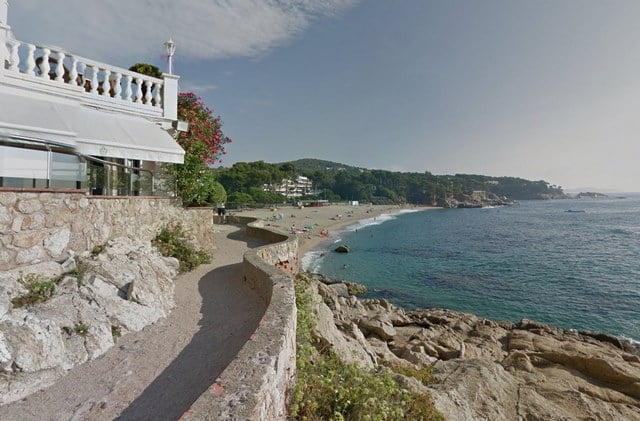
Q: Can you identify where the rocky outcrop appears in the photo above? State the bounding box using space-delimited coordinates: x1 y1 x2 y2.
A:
0 237 178 405
439 191 515 209
306 273 640 421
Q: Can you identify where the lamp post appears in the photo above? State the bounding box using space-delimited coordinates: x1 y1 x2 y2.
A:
164 38 176 75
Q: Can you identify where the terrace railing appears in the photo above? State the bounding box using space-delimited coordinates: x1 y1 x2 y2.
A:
1 37 178 120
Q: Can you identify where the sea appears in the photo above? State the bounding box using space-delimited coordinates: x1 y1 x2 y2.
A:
303 196 640 343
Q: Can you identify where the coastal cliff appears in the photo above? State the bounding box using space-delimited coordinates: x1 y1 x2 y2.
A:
302 272 640 420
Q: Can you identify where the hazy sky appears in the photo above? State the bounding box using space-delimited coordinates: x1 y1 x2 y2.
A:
9 1 640 191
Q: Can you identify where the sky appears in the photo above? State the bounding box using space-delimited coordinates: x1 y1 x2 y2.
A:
8 0 640 191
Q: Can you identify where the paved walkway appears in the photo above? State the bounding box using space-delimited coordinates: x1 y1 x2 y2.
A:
0 225 267 421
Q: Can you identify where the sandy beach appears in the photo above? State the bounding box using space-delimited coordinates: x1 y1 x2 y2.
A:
236 203 439 257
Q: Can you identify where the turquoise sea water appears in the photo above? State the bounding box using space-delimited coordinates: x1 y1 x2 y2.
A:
304 197 640 342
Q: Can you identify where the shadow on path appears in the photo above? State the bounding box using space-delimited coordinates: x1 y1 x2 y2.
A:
117 231 268 420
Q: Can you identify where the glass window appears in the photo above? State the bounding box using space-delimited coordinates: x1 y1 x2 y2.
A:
50 152 86 189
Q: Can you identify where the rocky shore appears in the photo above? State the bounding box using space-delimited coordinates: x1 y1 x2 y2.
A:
306 273 640 420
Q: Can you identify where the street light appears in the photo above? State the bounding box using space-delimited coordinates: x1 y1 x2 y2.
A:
164 37 176 74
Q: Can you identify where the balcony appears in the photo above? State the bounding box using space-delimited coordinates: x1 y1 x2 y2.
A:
2 38 177 120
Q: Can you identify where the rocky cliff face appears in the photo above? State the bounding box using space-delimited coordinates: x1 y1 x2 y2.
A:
0 237 179 405
307 274 640 420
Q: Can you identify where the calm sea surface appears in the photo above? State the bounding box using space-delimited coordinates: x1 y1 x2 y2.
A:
304 196 640 342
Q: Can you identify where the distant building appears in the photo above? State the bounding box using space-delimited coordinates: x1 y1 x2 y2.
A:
265 175 314 199
486 180 499 185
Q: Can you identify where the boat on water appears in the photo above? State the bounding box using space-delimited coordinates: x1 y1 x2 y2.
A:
565 209 586 213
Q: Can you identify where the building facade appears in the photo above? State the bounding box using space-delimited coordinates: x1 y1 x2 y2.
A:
0 1 184 196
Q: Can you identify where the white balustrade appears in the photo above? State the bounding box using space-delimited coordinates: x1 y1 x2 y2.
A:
7 39 19 71
134 77 143 104
24 43 36 76
54 51 65 82
39 48 50 78
102 68 111 97
124 75 133 101
113 72 122 99
89 65 98 94
69 56 78 86
2 38 166 113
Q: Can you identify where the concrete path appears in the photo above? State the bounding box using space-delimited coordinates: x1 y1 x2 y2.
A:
0 225 267 421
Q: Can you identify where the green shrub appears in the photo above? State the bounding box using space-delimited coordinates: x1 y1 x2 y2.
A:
290 273 445 421
153 223 211 272
11 274 56 308
90 244 106 257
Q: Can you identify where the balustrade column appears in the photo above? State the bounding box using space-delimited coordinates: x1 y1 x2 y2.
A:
113 72 122 99
69 56 78 85
24 43 35 76
102 69 111 96
144 80 152 104
55 51 65 82
7 39 19 71
153 82 162 107
134 77 143 104
39 48 50 78
124 75 133 101
89 65 98 94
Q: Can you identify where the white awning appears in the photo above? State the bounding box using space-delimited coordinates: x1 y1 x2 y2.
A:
72 108 185 164
0 92 78 147
0 91 184 164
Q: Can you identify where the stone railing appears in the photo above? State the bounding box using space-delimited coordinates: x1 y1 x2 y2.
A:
183 216 298 421
1 38 178 119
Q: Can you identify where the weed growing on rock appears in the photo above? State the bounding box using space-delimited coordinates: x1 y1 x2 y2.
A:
74 322 89 336
68 256 92 285
90 244 106 257
111 325 122 340
384 362 434 387
11 273 56 308
346 282 367 296
153 223 211 272
290 273 445 421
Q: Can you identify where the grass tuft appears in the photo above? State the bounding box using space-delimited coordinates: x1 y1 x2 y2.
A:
11 273 56 308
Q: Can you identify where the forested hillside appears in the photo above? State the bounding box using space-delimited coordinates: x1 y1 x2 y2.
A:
215 159 565 207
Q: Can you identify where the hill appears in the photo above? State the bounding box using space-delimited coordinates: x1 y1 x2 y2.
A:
280 158 566 203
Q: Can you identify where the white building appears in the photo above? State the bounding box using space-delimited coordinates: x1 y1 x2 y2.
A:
0 1 184 196
268 175 314 199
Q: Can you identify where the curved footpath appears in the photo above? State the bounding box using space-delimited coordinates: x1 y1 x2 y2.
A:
0 224 267 421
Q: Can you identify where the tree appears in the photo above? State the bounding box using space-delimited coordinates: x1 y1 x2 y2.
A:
128 63 163 79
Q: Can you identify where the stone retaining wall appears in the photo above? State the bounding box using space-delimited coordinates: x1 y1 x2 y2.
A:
183 216 298 420
0 191 214 271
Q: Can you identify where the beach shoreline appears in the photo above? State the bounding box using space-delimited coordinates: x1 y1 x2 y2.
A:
236 203 440 261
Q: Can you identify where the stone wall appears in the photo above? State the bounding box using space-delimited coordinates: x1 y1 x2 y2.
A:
0 191 214 271
183 216 298 421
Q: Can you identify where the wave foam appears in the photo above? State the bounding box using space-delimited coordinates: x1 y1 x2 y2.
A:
301 250 327 272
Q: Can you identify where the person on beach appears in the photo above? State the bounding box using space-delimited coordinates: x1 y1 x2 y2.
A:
216 202 226 223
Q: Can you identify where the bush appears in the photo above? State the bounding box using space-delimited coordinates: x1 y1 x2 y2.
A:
11 273 57 308
290 273 445 421
153 223 211 272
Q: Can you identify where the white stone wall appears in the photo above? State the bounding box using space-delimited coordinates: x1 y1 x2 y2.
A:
0 191 214 271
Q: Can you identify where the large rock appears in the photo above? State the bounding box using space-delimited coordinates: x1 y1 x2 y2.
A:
0 236 178 405
302 274 640 421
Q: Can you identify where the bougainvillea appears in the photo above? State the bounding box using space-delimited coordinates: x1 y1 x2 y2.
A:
176 92 231 165
171 92 231 206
